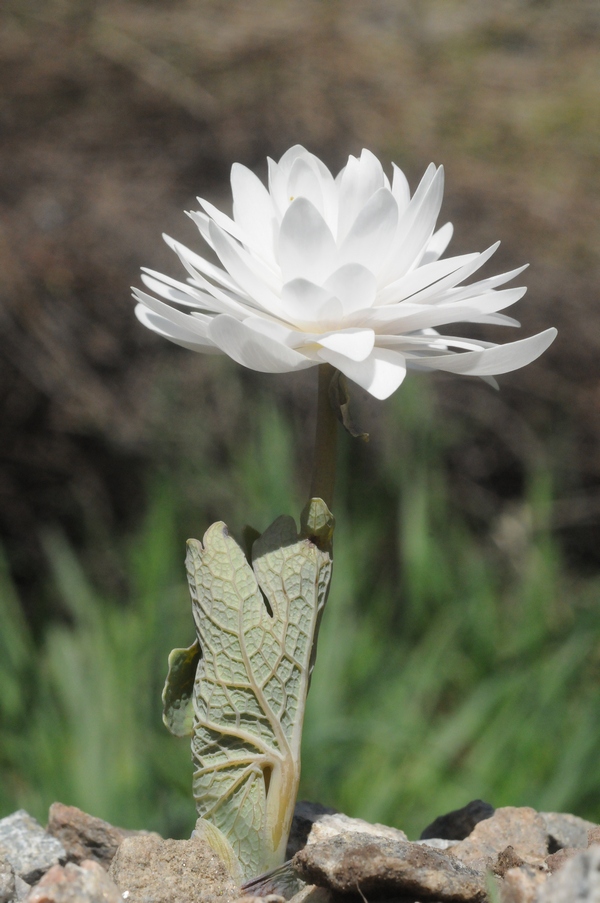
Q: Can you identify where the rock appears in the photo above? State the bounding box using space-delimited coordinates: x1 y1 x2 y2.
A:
494 846 527 877
540 811 596 852
499 864 548 903
46 803 155 868
286 802 338 859
293 832 487 902
546 847 580 873
14 878 31 902
420 799 495 841
0 857 15 903
449 807 548 869
589 827 600 847
235 896 286 903
109 833 239 903
0 812 66 884
26 860 122 903
537 845 600 901
306 813 408 847
287 887 332 903
414 837 460 850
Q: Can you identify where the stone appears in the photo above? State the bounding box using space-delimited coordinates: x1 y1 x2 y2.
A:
537 845 600 902
589 827 600 847
540 811 596 852
499 864 548 903
293 832 487 902
415 837 460 850
449 807 548 869
306 813 408 847
546 847 579 873
286 802 338 859
27 860 122 903
109 833 239 903
0 812 66 884
287 888 332 903
235 896 285 903
0 857 15 903
420 799 495 841
494 845 527 877
14 878 31 902
46 803 155 868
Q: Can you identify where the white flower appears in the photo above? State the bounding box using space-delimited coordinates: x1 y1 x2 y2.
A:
133 146 556 400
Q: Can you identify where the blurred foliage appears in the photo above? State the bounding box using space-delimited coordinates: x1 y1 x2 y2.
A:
2 382 600 838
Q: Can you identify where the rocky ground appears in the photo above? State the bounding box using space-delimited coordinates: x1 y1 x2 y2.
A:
1 799 599 903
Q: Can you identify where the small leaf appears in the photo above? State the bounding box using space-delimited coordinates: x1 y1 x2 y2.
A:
328 369 369 441
162 640 201 737
186 516 333 881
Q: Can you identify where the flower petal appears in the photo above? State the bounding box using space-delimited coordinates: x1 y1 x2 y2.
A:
377 252 480 305
277 198 338 283
338 188 399 274
414 328 557 376
207 314 313 373
134 304 220 353
391 163 410 213
317 328 375 362
209 222 284 315
280 279 336 324
317 346 407 399
324 264 377 315
230 163 277 264
421 222 454 265
337 149 387 242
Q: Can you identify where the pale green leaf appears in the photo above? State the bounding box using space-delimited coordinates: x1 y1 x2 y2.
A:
186 508 333 881
162 640 201 737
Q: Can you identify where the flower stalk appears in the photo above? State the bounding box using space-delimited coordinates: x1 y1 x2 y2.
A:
309 364 338 510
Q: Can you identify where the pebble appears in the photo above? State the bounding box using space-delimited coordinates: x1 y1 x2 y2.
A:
46 803 156 869
537 844 600 902
27 860 121 903
0 812 66 884
0 857 15 903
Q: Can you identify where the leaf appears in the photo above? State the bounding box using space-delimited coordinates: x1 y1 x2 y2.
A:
185 508 333 881
162 640 202 737
328 369 369 441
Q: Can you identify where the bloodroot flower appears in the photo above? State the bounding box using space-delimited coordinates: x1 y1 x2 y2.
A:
134 146 556 399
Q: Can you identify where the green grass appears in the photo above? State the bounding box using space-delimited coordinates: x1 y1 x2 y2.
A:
1 380 600 839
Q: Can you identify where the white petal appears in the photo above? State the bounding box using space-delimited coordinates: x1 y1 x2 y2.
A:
338 188 399 274
337 149 386 242
198 198 244 243
163 232 246 295
134 304 220 353
444 264 529 302
230 163 277 264
381 166 445 284
280 279 337 324
207 314 313 373
421 222 454 265
324 264 377 315
377 252 480 305
277 198 338 283
414 328 557 376
209 222 284 316
140 271 212 309
132 287 213 338
403 243 501 306
287 157 326 215
317 328 375 362
391 163 410 213
317 346 407 399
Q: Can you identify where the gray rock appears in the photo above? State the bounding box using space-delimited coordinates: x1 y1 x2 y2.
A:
449 807 548 868
414 837 460 850
14 877 30 902
499 863 548 903
0 857 15 903
287 887 332 903
293 832 487 902
286 802 338 859
420 799 495 841
306 813 408 847
46 802 157 868
26 860 122 903
0 812 66 884
540 811 597 852
109 833 239 903
537 845 600 902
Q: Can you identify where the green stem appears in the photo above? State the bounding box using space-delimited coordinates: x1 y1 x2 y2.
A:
309 364 338 509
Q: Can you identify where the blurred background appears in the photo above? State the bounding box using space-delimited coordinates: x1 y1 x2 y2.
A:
1 0 600 840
